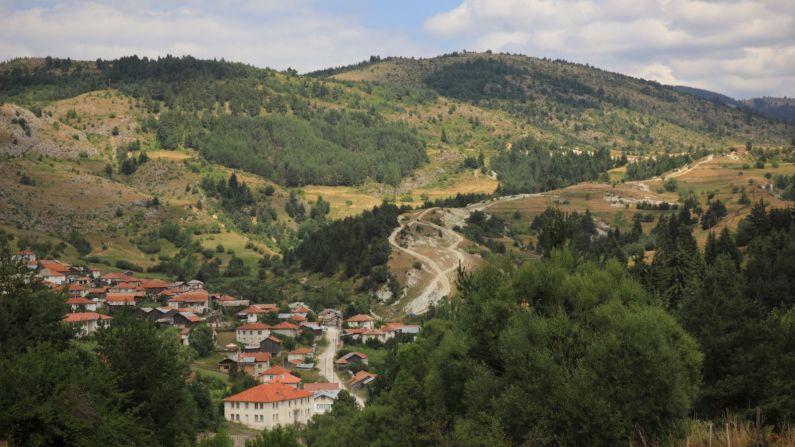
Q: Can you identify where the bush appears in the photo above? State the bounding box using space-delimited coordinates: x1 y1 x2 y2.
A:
115 260 143 272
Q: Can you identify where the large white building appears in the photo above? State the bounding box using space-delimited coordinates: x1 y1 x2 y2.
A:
235 322 271 346
223 383 313 430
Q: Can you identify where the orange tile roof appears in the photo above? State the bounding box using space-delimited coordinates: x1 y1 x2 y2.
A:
240 352 272 363
271 321 299 330
303 382 340 392
289 347 313 355
106 293 137 303
261 365 291 376
223 383 311 403
65 297 94 305
140 279 169 289
349 371 377 387
237 322 271 331
344 328 367 335
40 260 71 273
346 314 375 322
179 312 203 323
289 314 307 322
266 373 302 385
67 284 86 291
293 306 311 313
64 312 112 323
168 290 209 303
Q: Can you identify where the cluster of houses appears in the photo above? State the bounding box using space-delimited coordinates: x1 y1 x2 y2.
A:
342 314 420 344
17 252 246 342
19 251 424 431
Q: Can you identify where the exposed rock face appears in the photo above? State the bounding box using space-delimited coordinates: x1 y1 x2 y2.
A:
0 104 97 159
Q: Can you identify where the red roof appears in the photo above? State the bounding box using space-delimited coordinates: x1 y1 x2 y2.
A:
168 290 209 303
223 383 311 403
289 347 313 355
67 284 86 291
266 373 302 385
40 260 70 274
113 282 139 289
293 306 311 313
346 314 375 322
303 382 340 392
140 279 169 289
349 371 377 387
216 294 238 302
271 321 299 330
179 312 203 323
344 328 367 335
64 312 112 323
240 352 271 363
241 304 277 314
237 322 271 331
266 335 282 343
363 329 385 336
106 293 137 303
289 314 307 322
262 365 292 376
66 297 94 305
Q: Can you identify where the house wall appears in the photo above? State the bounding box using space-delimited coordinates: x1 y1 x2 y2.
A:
236 328 271 345
313 394 336 415
271 329 297 338
224 397 313 430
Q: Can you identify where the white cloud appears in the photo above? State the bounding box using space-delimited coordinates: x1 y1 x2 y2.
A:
424 0 795 97
0 1 428 73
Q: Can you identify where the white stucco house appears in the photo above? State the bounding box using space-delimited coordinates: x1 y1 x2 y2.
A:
223 383 313 429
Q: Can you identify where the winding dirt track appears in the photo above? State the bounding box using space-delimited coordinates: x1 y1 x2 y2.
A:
389 193 541 315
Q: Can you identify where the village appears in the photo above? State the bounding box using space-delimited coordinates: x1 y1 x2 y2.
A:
15 249 421 432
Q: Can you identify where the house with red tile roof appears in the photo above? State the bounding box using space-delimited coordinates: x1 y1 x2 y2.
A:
105 293 139 308
334 352 369 370
173 312 204 327
140 279 170 296
223 383 313 429
287 347 314 363
64 312 112 337
349 370 377 389
102 272 139 285
345 314 376 329
213 294 250 308
266 372 303 387
236 322 272 346
167 289 209 313
218 352 272 376
270 321 300 338
238 303 279 323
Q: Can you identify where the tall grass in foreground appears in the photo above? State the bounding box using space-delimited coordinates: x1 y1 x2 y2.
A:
632 413 795 447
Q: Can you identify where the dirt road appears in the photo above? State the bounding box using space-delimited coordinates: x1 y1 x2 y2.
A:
389 194 540 315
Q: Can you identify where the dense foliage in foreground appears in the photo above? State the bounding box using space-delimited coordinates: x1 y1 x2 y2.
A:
0 242 216 446
304 252 702 446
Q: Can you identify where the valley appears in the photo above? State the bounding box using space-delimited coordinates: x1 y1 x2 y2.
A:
1 51 795 447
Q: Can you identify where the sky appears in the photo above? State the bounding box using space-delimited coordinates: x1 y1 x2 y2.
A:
1 0 793 99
